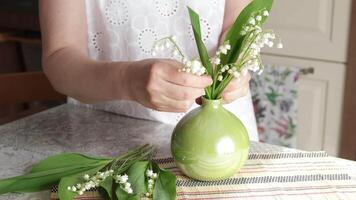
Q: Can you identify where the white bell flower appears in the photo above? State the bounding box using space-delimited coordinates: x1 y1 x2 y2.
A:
256 15 262 21
263 10 269 16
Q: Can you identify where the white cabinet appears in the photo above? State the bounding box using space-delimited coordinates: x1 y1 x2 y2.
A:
261 55 346 156
260 0 351 156
264 0 351 62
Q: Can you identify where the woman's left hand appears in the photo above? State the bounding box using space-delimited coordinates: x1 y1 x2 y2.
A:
221 73 251 104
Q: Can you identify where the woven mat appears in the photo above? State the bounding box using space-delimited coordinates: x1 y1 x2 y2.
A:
51 151 356 200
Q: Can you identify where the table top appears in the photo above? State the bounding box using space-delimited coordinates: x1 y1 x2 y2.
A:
0 104 355 200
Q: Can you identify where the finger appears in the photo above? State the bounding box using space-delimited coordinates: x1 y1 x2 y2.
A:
222 84 250 104
224 73 251 93
159 61 213 88
167 72 212 89
160 59 183 68
158 78 205 101
154 94 194 113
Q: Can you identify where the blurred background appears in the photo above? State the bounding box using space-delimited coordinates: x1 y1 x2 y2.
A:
0 0 355 160
0 0 65 125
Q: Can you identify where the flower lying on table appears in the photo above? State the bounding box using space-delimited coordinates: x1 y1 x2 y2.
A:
0 144 176 200
152 0 281 100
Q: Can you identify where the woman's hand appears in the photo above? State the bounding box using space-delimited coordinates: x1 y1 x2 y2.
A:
213 0 252 104
124 59 212 112
221 73 251 104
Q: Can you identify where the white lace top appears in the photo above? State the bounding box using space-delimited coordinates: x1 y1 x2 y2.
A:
69 0 259 141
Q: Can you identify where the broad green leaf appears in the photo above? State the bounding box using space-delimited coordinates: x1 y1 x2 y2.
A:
152 162 176 200
0 179 17 195
187 7 213 76
222 0 274 64
127 161 149 195
58 165 104 200
0 165 98 195
115 186 138 200
20 164 101 179
31 153 112 173
99 176 114 200
114 161 149 200
98 188 113 200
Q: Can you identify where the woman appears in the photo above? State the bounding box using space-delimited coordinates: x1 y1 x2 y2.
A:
39 0 258 141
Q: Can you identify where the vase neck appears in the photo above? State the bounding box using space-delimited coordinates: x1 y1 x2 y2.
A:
202 98 222 109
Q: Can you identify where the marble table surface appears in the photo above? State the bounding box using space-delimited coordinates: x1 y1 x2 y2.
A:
0 104 354 199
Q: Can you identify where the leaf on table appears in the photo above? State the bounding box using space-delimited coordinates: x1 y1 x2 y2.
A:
58 165 105 200
31 153 112 173
0 165 98 195
0 179 16 195
127 161 149 195
221 0 274 64
99 176 114 200
25 163 107 178
152 162 176 200
113 161 149 200
187 6 213 76
115 185 138 200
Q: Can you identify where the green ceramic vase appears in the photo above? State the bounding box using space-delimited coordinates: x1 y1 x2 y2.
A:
171 98 250 181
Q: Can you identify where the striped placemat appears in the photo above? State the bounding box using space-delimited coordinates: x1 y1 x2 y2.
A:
51 151 356 199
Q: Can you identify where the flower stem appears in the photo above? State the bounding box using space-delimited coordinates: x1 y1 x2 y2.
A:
108 144 155 172
168 37 186 59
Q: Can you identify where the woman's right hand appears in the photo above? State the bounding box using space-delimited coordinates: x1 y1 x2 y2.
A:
123 59 212 113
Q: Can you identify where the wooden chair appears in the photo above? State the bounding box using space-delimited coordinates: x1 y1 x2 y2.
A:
0 71 66 124
0 32 41 44
0 32 66 124
0 71 65 104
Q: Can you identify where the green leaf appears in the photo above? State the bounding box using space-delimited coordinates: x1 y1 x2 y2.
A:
187 6 213 76
31 153 112 173
100 176 114 200
221 0 274 64
113 161 149 200
0 165 98 195
58 165 105 200
152 162 176 200
127 161 149 195
21 164 102 179
115 186 128 199
115 186 138 200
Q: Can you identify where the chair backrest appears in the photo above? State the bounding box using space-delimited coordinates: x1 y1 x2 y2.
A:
0 71 65 104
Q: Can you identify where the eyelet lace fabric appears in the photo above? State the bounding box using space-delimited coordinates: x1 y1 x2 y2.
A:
68 0 258 141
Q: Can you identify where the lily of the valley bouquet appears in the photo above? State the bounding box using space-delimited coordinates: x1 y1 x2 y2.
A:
0 0 279 199
153 0 281 100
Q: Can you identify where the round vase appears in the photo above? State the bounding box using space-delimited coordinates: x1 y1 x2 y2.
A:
171 98 250 181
